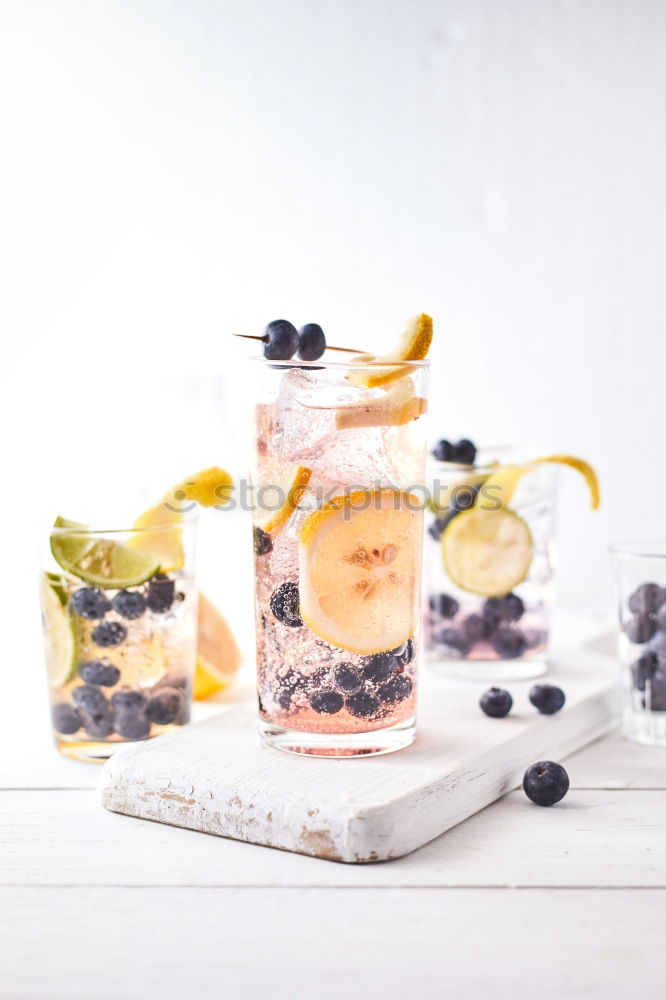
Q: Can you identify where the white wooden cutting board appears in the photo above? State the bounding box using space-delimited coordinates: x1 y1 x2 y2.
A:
99 632 620 863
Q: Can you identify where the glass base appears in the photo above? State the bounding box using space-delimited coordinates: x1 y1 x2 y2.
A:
427 655 549 682
56 738 147 762
623 707 666 748
258 716 416 758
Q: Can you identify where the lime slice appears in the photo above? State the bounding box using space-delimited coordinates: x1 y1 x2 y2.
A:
45 571 68 606
441 507 533 597
50 529 159 588
40 575 77 686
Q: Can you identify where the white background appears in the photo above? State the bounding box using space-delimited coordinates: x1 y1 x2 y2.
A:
2 0 666 668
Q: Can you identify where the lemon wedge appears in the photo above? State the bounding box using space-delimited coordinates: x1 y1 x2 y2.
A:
441 507 533 597
480 455 600 512
165 466 234 509
347 313 433 388
255 465 312 534
335 376 427 430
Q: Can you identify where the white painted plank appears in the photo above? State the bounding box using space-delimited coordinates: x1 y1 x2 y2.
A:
99 642 620 861
566 730 666 788
2 886 664 1000
4 787 663 888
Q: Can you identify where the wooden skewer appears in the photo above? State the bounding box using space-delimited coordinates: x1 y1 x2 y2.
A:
233 333 365 354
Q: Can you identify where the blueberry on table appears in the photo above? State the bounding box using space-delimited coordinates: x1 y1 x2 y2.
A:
297 323 326 361
111 590 147 620
491 627 527 659
146 687 184 725
346 689 381 718
51 703 82 735
146 574 176 613
70 588 111 620
429 593 460 619
625 614 657 644
92 620 127 648
438 628 472 656
111 689 148 713
452 439 477 465
432 439 455 461
523 761 570 806
115 712 150 740
253 527 273 556
263 319 299 361
270 582 303 627
362 652 397 683
78 660 121 687
479 687 513 718
529 684 566 715
628 582 665 615
378 674 413 705
310 689 344 714
333 664 363 694
631 652 659 691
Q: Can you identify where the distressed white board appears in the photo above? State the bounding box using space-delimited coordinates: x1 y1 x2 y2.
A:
99 638 620 863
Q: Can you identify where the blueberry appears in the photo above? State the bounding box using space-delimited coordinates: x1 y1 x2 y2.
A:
491 627 527 659
656 604 666 632
428 593 460 619
346 689 381 718
483 593 524 624
427 517 450 541
453 439 477 465
432 439 455 461
393 638 415 668
333 664 363 694
625 614 657 644
111 590 147 620
253 526 272 556
84 712 115 739
462 614 490 643
111 689 148 713
270 582 303 627
146 687 184 725
631 652 659 691
529 684 566 715
263 319 299 361
644 677 666 711
647 630 666 660
78 660 121 687
523 761 570 806
438 628 472 656
378 674 413 704
297 323 326 361
70 588 111 620
146 574 176 613
628 582 665 615
310 689 344 714
362 652 397 683
277 689 292 710
51 703 82 734
72 685 108 716
479 687 513 718
92 620 127 648
115 712 150 740
450 482 481 513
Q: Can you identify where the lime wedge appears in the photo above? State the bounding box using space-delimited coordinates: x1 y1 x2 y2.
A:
40 575 77 686
50 527 159 588
441 507 533 597
479 455 600 511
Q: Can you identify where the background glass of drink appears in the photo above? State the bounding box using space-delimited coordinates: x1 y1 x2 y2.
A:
611 542 666 747
251 358 429 756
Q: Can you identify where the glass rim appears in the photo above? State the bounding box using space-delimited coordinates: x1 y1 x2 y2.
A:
609 540 666 559
50 515 198 537
248 355 430 372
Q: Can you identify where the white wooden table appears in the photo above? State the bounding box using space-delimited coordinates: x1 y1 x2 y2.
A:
3 621 665 999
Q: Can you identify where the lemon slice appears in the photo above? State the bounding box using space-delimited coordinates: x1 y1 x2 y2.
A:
130 504 185 573
255 465 312 533
480 455 600 512
441 507 533 597
40 575 77 687
299 489 422 654
51 524 159 588
193 592 242 699
347 313 433 388
335 376 427 430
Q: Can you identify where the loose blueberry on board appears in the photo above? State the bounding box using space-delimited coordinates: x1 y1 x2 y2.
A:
333 663 364 694
253 527 273 556
529 684 566 715
346 689 381 718
432 439 455 462
263 319 299 361
70 588 111 620
111 590 147 620
429 593 460 619
454 439 477 465
438 627 472 656
297 323 326 361
631 652 659 691
51 703 82 735
115 712 151 740
310 690 344 714
92 620 127 648
625 614 657 644
146 687 184 725
146 574 176 614
479 687 513 718
270 582 303 627
483 593 525 624
523 761 570 806
111 689 148 713
628 582 665 615
394 637 414 668
378 674 413 704
362 652 397 683
78 660 121 687
491 627 527 659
